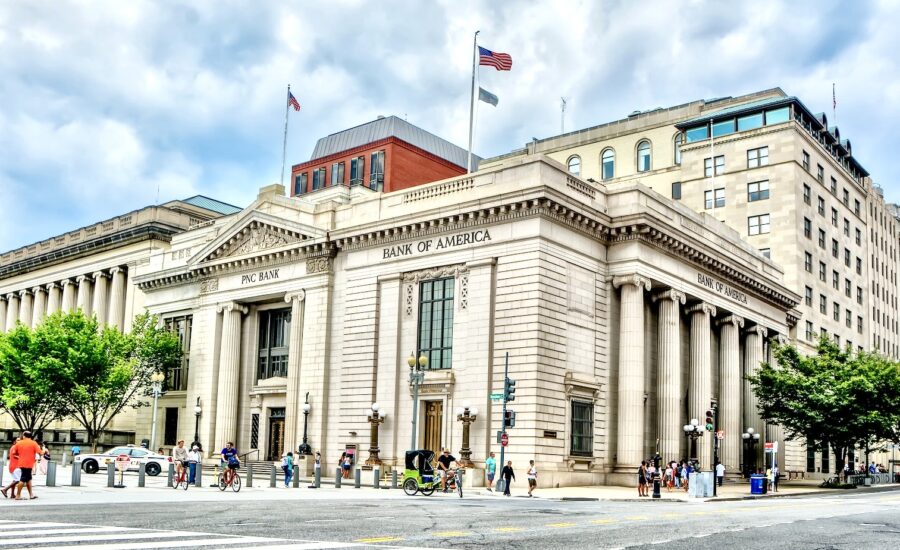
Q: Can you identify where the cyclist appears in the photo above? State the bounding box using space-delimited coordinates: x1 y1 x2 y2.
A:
220 442 240 482
437 449 459 493
172 440 188 480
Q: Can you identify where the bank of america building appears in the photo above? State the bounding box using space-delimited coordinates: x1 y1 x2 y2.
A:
1 88 895 484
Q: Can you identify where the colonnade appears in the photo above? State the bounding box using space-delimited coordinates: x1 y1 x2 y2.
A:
0 266 127 332
613 274 777 474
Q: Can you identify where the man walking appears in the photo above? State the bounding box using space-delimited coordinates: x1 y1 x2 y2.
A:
11 431 41 500
715 461 725 487
527 460 537 497
501 460 515 497
485 452 496 492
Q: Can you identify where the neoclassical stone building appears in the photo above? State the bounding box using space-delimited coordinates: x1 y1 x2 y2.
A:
133 155 798 486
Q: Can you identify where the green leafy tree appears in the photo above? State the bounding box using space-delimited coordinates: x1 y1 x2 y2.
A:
0 324 69 431
748 337 900 475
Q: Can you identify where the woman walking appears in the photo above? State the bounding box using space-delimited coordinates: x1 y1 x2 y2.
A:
638 461 648 497
526 460 537 497
38 443 50 475
282 452 294 487
501 461 515 497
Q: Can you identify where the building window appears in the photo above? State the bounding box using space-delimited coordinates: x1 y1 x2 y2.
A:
671 182 681 200
831 239 839 258
843 218 850 237
817 164 824 183
857 286 863 305
369 150 385 189
855 228 861 245
817 196 825 216
760 248 771 259
747 147 769 168
294 172 308 195
845 279 851 298
846 309 853 328
312 167 326 190
842 188 849 207
257 309 291 381
704 155 724 177
802 150 810 171
674 134 683 165
822 447 830 473
331 162 345 186
570 400 593 457
806 441 816 473
350 156 365 185
830 177 837 194
832 270 839 290
819 294 827 314
748 181 770 202
805 321 814 341
804 252 812 272
818 229 826 249
803 218 812 239
803 183 811 205
418 278 455 370
601 148 615 180
804 286 813 307
163 315 192 392
704 188 725 209
831 208 838 227
833 302 840 322
818 261 826 282
844 248 851 267
854 199 861 216
737 112 763 131
567 155 581 176
712 119 735 137
856 257 862 275
636 140 651 172
686 125 709 142
748 214 770 235
858 316 864 334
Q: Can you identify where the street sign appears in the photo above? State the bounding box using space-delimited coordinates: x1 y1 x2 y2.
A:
716 430 725 440
115 454 130 472
500 433 509 447
764 442 778 453
490 392 503 402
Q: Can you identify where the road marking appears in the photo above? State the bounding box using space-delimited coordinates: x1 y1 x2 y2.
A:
651 540 671 545
661 513 679 519
591 519 618 525
21 536 281 550
433 531 471 537
356 536 404 543
494 527 523 532
690 511 710 516
546 522 577 528
692 534 711 538
624 516 648 521
0 531 202 545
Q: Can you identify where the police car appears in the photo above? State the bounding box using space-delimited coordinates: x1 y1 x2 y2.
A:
73 445 172 476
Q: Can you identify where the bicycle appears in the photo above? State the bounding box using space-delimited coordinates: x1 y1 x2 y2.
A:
218 465 242 492
173 463 189 491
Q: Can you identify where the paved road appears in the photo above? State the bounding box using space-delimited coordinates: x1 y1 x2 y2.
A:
3 488 899 549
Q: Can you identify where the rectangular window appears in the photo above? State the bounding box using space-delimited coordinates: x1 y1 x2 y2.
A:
704 155 725 177
844 248 851 267
818 229 826 248
843 219 850 237
856 257 862 275
803 183 811 205
846 308 853 329
737 113 763 131
671 182 681 200
803 218 812 238
805 321 814 340
807 442 816 473
831 239 839 258
163 315 192 392
804 252 812 272
817 196 825 216
418 278 455 370
765 107 790 125
854 199 861 216
760 248 771 259
833 302 840 322
830 177 837 194
748 180 770 202
858 316 864 334
804 286 813 307
831 208 838 227
369 150 385 189
294 172 308 195
250 413 259 449
331 162 345 186
819 261 826 282
312 167 326 190
819 294 827 314
832 270 839 290
257 309 291 381
570 401 594 456
748 214 770 235
802 150 810 171
822 447 830 474
817 164 824 183
686 125 709 143
350 156 365 185
845 279 851 298
704 188 725 209
163 407 178 446
857 286 863 305
712 119 735 137
747 147 769 168
842 188 849 206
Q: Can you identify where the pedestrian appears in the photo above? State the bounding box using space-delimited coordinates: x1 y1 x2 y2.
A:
501 460 515 497
527 460 537 497
674 461 682 489
842 462 850 482
172 440 188 481
341 453 352 479
638 461 648 497
282 452 294 487
869 462 876 474
157 447 164 455
187 445 201 485
1 436 22 499
682 461 692 492
765 466 773 492
715 461 725 487
39 443 50 475
308 451 321 488
71 444 81 457
664 463 674 491
485 452 496 492
10 430 42 500
772 463 779 492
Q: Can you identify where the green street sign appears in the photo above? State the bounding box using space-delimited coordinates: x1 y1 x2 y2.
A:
490 392 503 401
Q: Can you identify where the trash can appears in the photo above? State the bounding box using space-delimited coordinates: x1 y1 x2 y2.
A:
750 474 767 495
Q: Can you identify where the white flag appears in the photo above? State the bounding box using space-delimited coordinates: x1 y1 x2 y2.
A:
478 87 499 107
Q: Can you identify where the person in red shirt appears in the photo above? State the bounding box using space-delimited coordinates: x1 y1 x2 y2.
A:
11 431 42 500
1 436 22 498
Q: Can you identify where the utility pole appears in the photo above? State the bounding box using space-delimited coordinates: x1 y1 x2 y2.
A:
497 352 515 492
560 97 567 134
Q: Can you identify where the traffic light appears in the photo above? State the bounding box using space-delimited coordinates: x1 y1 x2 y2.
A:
705 409 715 431
504 410 517 428
504 377 517 402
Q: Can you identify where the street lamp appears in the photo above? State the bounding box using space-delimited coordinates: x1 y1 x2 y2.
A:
298 392 312 455
742 427 761 477
683 418 703 464
149 371 165 450
407 351 428 449
365 403 387 465
456 402 479 468
192 397 202 449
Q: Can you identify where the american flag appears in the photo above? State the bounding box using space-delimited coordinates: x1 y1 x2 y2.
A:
288 91 301 112
479 46 513 71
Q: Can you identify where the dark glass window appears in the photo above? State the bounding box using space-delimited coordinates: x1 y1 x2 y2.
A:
294 172 308 195
671 182 681 200
257 309 291 380
737 113 763 131
804 286 812 306
637 140 651 172
802 150 810 171
312 168 326 190
748 181 769 202
369 150 385 189
817 164 824 183
822 446 830 473
331 162 345 186
350 156 365 185
601 149 615 180
803 218 812 238
803 184 811 205
764 107 790 125
685 125 709 143
163 407 178 446
570 401 593 456
418 278 455 370
163 315 192 392
806 441 816 473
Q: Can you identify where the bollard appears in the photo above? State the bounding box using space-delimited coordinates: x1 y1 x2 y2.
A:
107 465 115 488
138 463 146 487
196 462 203 487
246 464 253 488
0 458 5 485
314 465 321 488
270 464 277 488
335 468 342 488
167 463 175 488
71 463 81 487
374 468 380 489
391 469 398 489
354 468 361 488
61 452 68 468
46 461 57 487
293 465 300 488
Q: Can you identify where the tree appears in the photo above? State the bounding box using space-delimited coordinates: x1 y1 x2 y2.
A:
0 324 69 432
748 337 900 475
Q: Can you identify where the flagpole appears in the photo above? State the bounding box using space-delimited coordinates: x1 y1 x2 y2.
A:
467 30 480 174
281 84 291 186
832 82 837 127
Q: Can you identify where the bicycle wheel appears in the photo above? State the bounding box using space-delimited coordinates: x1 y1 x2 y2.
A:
231 473 242 492
181 475 189 490
420 484 435 496
457 478 463 499
218 474 227 491
403 478 419 496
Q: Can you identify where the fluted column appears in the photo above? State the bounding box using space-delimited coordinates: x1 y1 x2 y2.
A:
653 289 686 462
717 314 744 474
283 290 307 454
613 273 651 471
5 293 20 330
214 302 248 447
75 275 93 317
108 267 126 330
0 297 7 332
767 334 786 470
60 279 76 313
91 271 110 326
687 302 716 469
46 283 62 315
31 286 47 327
17 290 33 328
743 325 767 435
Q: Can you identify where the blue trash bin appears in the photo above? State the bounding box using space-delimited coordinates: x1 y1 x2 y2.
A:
750 474 767 495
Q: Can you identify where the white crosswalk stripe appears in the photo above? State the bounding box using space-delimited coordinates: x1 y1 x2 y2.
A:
0 520 366 549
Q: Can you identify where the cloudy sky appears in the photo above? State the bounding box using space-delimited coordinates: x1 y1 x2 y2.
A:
1 0 898 252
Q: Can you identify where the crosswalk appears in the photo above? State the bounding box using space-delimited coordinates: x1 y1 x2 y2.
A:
0 520 386 549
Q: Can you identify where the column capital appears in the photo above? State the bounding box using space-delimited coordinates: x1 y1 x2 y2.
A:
18 289 31 298
5 293 18 301
284 290 306 304
686 302 716 317
92 271 109 281
716 314 745 329
46 282 58 291
744 324 768 338
109 266 125 276
76 274 91 284
769 333 789 346
652 288 686 305
60 278 75 287
217 302 249 315
31 286 45 295
612 273 651 291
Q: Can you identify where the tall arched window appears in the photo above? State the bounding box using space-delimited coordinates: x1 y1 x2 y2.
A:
674 134 683 165
637 140 651 172
567 155 581 176
601 148 615 180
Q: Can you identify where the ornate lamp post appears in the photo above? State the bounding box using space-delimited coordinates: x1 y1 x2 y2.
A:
455 402 479 468
298 392 313 455
149 372 165 450
742 427 760 477
365 403 387 465
407 351 428 449
192 397 202 448
683 418 703 464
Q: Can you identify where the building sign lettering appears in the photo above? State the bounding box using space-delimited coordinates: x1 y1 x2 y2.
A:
241 268 280 285
382 229 492 260
697 273 748 304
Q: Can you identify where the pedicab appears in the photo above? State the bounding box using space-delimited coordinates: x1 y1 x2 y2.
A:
402 449 437 496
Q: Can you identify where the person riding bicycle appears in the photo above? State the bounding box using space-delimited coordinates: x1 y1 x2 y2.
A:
220 442 240 476
172 440 188 479
437 449 459 493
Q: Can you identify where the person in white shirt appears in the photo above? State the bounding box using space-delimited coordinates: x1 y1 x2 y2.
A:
187 445 202 485
715 462 726 487
527 460 537 497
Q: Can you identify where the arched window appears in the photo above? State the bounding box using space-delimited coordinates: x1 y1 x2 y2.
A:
637 140 651 172
674 134 683 165
567 155 581 176
601 148 615 180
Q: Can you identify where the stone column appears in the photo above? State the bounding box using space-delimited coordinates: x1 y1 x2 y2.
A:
687 302 716 470
744 325 767 471
283 290 306 454
717 314 744 474
5 293 20 330
60 279 76 313
75 275 93 317
91 271 110 326
46 283 62 315
108 267 126 330
613 273 651 471
214 302 247 447
767 334 787 471
653 289 686 462
17 290 33 329
0 296 7 332
31 286 47 327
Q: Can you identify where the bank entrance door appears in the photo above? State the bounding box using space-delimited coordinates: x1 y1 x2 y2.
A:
423 400 443 461
267 407 285 461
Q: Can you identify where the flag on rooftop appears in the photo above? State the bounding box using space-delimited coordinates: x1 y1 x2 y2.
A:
478 46 513 71
478 87 499 107
288 91 301 111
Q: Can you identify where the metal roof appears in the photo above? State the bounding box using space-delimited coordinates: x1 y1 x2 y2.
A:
310 116 477 169
179 195 242 215
676 96 794 127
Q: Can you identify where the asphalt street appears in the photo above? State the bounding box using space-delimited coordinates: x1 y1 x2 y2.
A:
3 488 900 549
